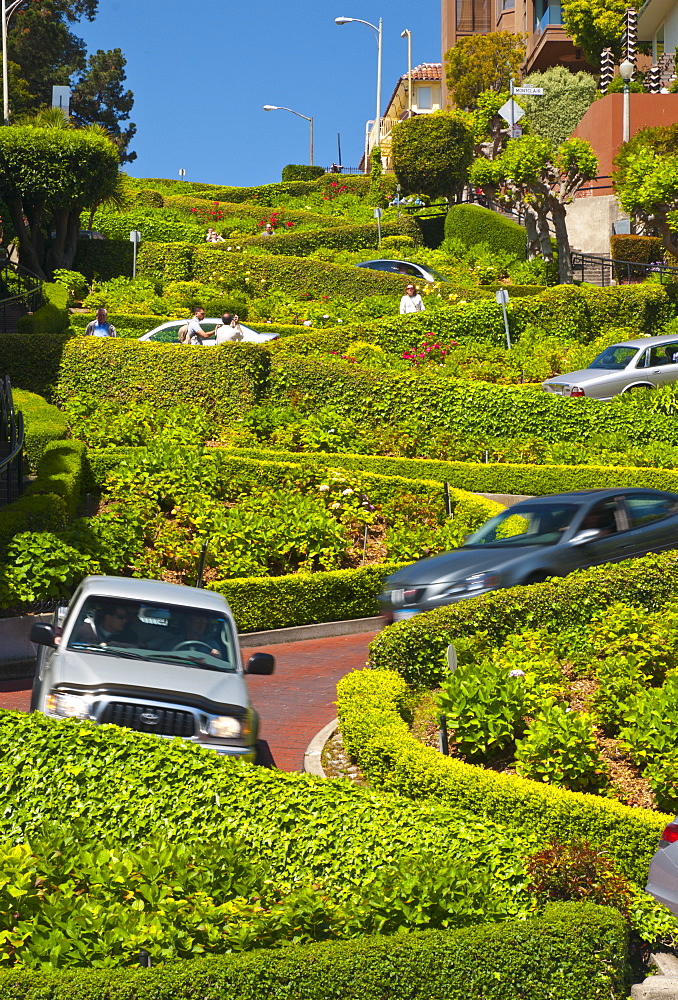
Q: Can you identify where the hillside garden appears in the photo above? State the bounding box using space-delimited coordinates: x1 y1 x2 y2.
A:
1 164 678 992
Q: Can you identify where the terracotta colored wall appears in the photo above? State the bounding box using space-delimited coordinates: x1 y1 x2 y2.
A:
572 93 678 183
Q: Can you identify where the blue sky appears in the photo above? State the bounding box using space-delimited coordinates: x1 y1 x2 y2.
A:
77 0 441 187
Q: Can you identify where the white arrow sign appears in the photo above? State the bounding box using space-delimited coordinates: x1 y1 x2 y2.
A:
513 86 544 95
498 98 525 124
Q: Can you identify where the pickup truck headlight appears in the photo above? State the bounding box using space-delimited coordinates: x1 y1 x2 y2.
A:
206 716 242 739
46 692 92 719
441 571 500 598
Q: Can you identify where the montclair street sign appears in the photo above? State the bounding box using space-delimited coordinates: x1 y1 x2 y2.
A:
513 86 545 95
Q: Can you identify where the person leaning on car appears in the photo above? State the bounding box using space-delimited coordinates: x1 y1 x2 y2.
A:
84 308 117 337
187 306 212 345
399 283 425 314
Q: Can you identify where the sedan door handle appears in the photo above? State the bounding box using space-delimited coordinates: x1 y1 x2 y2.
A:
652 369 662 374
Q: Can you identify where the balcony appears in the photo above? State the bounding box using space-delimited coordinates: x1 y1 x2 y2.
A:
534 3 562 32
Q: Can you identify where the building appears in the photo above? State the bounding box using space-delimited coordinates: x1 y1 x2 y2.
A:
365 64 443 169
441 0 592 88
638 0 678 86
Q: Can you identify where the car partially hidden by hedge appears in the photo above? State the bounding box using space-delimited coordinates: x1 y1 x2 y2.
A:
30 576 274 762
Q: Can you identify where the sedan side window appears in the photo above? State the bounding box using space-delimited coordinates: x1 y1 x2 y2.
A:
626 494 678 528
150 327 181 343
580 500 622 536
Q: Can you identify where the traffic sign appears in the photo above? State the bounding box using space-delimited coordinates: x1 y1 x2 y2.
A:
513 86 544 95
498 99 525 124
495 289 510 305
508 124 523 138
373 208 383 219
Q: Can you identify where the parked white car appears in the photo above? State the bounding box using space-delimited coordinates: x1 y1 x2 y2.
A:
138 319 279 345
542 335 678 400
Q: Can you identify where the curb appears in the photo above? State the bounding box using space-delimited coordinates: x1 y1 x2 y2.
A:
302 718 338 777
239 617 381 648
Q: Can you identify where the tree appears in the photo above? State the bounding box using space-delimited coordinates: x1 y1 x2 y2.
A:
470 136 598 282
561 0 635 66
0 120 119 277
0 58 35 119
520 67 599 148
71 49 136 163
444 32 526 110
613 125 678 260
466 89 512 159
391 112 474 202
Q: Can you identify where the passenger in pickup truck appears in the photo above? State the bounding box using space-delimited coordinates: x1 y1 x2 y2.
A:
73 603 139 647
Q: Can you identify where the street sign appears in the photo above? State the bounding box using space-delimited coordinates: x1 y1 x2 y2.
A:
495 289 510 305
498 98 525 124
508 124 523 138
446 644 458 673
51 85 70 115
129 230 141 244
373 208 383 219
513 86 544 95
179 168 186 179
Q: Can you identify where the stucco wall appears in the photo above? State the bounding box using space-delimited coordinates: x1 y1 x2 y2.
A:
565 194 629 255
572 93 678 179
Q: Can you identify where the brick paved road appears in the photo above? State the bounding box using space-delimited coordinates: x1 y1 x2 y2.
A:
0 629 379 773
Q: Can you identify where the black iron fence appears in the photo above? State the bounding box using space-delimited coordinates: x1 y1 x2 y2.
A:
0 258 43 334
0 376 24 506
570 252 678 287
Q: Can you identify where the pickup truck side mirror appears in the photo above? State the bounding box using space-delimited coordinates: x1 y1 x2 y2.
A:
246 652 275 675
30 622 57 646
569 528 602 547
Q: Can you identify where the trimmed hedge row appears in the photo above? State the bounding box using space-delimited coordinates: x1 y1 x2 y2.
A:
68 313 310 341
0 439 84 557
16 283 68 337
445 204 528 259
236 217 423 256
281 163 325 181
337 666 667 885
162 194 347 230
0 903 626 1000
55 340 270 420
12 390 68 471
210 564 397 632
229 446 678 497
74 240 134 280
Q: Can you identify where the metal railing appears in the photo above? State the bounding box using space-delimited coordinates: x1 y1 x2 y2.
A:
0 258 43 334
571 252 678 287
0 376 24 506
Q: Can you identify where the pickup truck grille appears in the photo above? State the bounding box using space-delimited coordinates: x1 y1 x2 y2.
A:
102 701 196 737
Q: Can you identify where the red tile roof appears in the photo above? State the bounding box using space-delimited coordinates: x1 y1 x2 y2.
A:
406 63 442 81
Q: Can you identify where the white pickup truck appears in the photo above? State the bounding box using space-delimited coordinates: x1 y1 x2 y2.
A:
30 575 274 762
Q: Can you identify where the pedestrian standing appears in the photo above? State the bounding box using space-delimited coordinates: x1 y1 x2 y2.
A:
186 306 212 345
399 284 425 314
84 308 117 337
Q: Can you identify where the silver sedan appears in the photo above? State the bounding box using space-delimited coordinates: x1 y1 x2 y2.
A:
542 335 678 400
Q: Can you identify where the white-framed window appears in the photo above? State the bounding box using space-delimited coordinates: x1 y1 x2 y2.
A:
417 86 432 110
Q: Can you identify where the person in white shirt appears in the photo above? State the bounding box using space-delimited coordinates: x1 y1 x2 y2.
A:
215 313 244 343
399 283 425 314
187 306 212 345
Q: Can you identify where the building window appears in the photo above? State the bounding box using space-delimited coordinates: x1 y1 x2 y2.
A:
417 86 432 110
456 0 490 33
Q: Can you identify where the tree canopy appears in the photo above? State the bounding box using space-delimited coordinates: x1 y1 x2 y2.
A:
520 67 599 148
613 125 678 261
470 135 598 282
0 121 119 277
391 112 474 202
561 0 635 66
444 32 526 110
71 49 136 163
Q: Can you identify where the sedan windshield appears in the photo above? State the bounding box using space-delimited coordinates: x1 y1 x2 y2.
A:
67 596 237 671
587 346 639 370
465 504 578 548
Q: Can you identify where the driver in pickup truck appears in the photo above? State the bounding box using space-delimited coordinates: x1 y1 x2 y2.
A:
181 614 226 659
73 602 139 647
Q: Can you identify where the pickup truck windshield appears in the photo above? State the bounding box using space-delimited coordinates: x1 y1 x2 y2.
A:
67 597 237 672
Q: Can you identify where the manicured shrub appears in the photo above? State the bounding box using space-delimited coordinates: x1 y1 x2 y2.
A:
12 390 68 471
610 234 664 279
74 240 134 280
514 705 609 792
0 902 626 998
337 667 667 884
136 241 196 282
16 283 68 337
281 164 325 181
237 217 423 256
134 188 164 207
445 204 528 259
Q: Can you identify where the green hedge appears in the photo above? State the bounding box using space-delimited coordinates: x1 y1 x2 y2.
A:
73 240 134 280
610 234 664 278
237 218 423 256
56 340 270 421
210 564 396 631
231 446 678 497
12 390 68 471
135 241 196 283
445 204 528 258
163 195 347 231
192 247 411 300
69 314 311 340
0 439 84 557
16 283 68 336
337 666 666 885
3 334 71 397
281 164 326 181
0 902 626 1000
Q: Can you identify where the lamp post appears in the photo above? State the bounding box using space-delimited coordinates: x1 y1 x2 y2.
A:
400 29 412 114
2 0 27 125
263 105 314 166
619 58 634 144
335 16 383 147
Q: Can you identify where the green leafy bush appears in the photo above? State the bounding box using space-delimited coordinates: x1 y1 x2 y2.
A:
526 839 632 914
17 283 68 336
514 705 609 792
238 217 422 256
445 204 527 259
12 390 68 471
438 659 527 759
74 240 134 281
281 164 325 181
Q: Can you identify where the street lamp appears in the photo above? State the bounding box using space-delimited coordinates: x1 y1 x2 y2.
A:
263 105 314 166
2 0 28 125
619 58 634 144
335 16 383 148
401 29 412 115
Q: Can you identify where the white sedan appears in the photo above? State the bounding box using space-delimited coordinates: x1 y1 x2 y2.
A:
138 319 279 345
